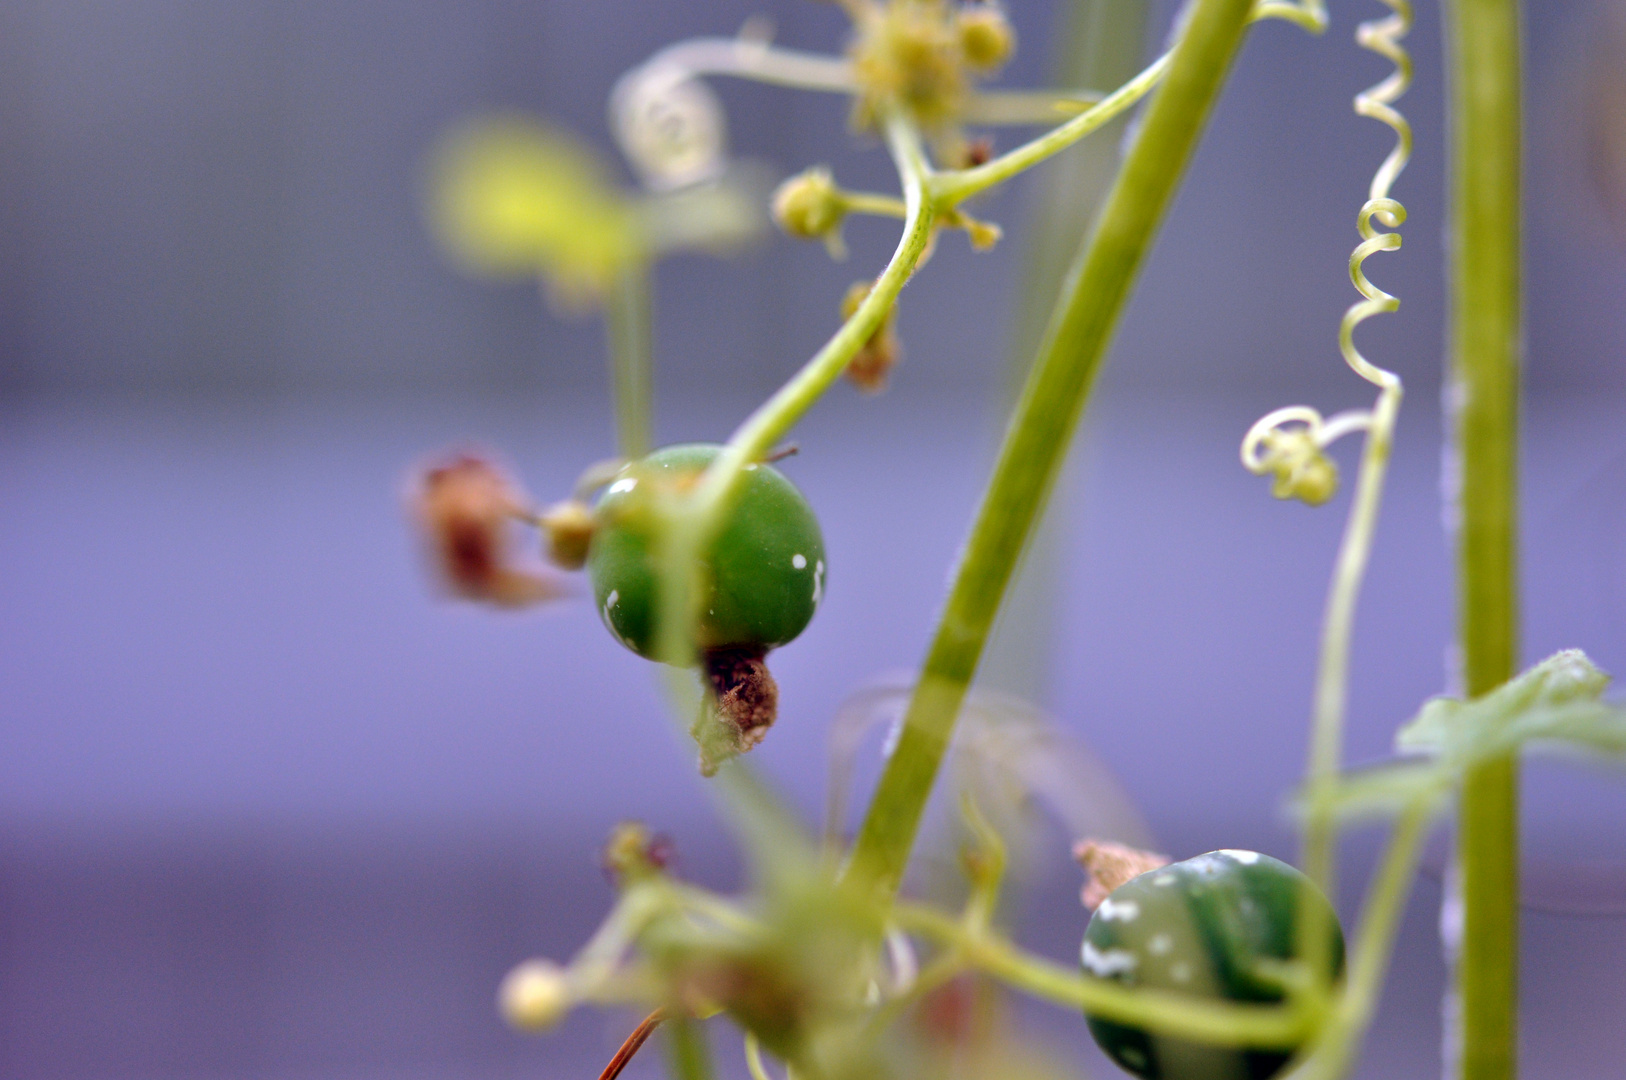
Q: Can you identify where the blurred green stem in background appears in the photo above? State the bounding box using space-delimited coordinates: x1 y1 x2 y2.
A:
978 0 1150 702
607 261 654 459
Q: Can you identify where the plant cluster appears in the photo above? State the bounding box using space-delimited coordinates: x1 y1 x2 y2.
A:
405 2 1620 1078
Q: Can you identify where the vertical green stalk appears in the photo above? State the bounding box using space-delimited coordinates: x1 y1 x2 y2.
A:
846 0 1258 898
1442 0 1521 1077
607 261 654 458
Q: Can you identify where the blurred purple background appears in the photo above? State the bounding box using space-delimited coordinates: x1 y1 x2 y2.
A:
2 1 1625 1077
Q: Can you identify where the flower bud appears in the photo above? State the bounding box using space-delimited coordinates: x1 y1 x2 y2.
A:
499 959 572 1031
771 168 846 243
1259 428 1340 506
957 5 1016 72
540 498 595 570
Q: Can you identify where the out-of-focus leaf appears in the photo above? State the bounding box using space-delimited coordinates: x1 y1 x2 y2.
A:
1396 649 1617 763
825 674 1155 864
1290 759 1450 824
639 163 772 255
429 116 641 305
1300 651 1625 827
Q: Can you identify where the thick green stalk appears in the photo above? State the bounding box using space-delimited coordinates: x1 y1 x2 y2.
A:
845 0 1258 898
1442 1 1522 1077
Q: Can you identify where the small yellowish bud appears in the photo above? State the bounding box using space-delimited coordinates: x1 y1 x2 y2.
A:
771 168 846 242
499 959 572 1031
957 6 1016 72
539 498 595 570
1287 453 1339 506
1261 428 1340 506
964 218 1003 251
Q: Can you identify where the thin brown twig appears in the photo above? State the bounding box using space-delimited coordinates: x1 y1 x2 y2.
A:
598 1008 667 1080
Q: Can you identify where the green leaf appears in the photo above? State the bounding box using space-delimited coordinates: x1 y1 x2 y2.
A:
1395 649 1616 764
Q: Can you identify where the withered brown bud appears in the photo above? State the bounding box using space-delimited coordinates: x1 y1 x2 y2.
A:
1073 838 1171 911
840 280 902 394
602 821 674 887
539 498 596 570
692 647 779 776
959 135 994 169
411 453 564 607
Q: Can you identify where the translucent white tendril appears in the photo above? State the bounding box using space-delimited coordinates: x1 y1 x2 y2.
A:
1238 2 1413 905
611 23 864 191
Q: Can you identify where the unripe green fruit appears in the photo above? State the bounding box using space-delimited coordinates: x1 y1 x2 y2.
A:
587 444 826 660
1081 850 1344 1080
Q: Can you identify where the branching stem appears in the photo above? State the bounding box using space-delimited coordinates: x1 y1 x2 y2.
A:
845 0 1260 898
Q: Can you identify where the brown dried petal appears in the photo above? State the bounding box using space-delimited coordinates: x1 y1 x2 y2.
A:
412 453 563 607
1073 838 1171 911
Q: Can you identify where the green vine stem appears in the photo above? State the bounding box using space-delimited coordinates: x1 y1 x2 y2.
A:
607 261 654 459
845 0 1260 899
891 902 1318 1047
1442 0 1522 1077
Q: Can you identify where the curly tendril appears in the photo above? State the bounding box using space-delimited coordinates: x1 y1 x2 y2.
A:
1237 1 1415 943
1242 0 1412 502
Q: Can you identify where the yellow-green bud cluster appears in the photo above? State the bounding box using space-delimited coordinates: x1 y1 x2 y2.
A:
1261 428 1339 506
957 4 1016 72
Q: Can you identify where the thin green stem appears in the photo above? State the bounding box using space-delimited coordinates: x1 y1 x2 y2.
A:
845 0 1259 899
930 52 1173 206
606 262 654 459
840 190 909 220
663 1014 717 1080
1288 794 1437 1080
1442 1 1522 1077
891 904 1317 1047
961 88 1104 126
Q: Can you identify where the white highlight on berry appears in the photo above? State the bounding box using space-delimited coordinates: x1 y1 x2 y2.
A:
1148 933 1174 956
1097 897 1140 923
607 478 637 495
1220 849 1261 865
1082 941 1139 977
792 553 807 569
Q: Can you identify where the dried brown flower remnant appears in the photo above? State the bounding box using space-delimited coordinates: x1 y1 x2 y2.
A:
602 821 675 887
1073 838 1171 911
412 453 563 607
693 647 780 775
840 280 902 394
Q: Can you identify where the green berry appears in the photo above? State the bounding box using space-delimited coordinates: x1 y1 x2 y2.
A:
1081 850 1344 1080
587 443 826 660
